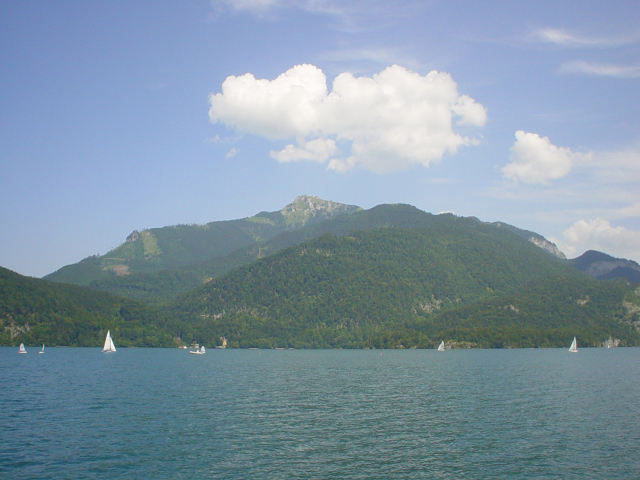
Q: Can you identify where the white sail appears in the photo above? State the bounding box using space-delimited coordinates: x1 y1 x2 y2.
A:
102 330 116 353
18 343 27 354
437 341 445 352
200 346 206 353
569 337 578 353
39 344 45 354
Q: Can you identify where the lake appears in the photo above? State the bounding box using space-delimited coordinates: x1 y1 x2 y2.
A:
2 347 639 479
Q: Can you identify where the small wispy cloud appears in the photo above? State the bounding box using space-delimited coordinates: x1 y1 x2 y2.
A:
560 61 640 78
533 27 640 78
211 0 280 17
209 0 415 33
322 47 413 66
534 27 640 48
210 0 354 22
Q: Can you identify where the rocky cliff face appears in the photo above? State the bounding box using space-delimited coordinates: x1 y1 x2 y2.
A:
279 195 362 228
528 236 566 259
492 222 566 259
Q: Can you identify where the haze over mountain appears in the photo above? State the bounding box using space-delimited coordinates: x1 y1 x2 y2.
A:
569 250 640 284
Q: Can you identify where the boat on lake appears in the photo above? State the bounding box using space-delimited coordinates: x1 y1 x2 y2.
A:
437 341 445 352
39 344 45 354
568 337 578 353
190 346 206 355
18 343 27 354
102 330 116 353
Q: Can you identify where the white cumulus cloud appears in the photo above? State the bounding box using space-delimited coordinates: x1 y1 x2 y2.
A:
553 218 640 262
209 64 487 173
502 130 592 184
209 64 328 139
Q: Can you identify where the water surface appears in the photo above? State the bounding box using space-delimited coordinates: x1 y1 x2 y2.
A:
2 347 639 478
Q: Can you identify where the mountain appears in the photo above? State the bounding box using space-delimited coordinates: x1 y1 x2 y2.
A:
170 209 640 349
82 204 475 304
569 250 640 283
44 195 362 287
5 199 640 349
66 203 573 306
0 266 173 347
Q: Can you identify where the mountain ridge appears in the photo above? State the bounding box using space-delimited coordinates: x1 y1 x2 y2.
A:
44 195 361 286
169 218 640 349
42 196 640 306
3 199 640 348
569 250 640 283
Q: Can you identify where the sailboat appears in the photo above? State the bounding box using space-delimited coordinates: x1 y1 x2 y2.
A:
39 344 45 354
18 343 27 354
437 341 445 352
102 330 116 353
189 345 206 355
568 337 578 353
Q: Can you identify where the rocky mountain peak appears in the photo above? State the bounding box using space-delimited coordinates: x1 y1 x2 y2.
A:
279 195 362 227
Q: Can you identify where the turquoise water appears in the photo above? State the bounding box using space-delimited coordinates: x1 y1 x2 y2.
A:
2 347 640 479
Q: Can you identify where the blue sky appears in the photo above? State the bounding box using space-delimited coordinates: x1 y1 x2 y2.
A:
1 0 639 278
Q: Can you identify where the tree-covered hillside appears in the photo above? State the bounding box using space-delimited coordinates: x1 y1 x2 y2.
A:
423 275 640 348
168 216 640 349
0 267 174 347
80 204 571 306
7 199 640 350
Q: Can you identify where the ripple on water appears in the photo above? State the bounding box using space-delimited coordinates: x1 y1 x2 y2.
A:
2 347 640 479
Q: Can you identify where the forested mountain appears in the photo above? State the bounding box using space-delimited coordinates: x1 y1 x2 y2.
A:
425 275 639 348
58 203 576 306
5 198 640 349
44 195 361 287
43 197 575 306
81 203 440 304
170 213 640 349
0 266 174 347
570 250 640 283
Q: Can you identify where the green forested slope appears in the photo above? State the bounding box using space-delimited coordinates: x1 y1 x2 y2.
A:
169 219 639 349
0 267 174 347
84 204 532 305
7 201 639 349
44 195 361 287
422 275 640 348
